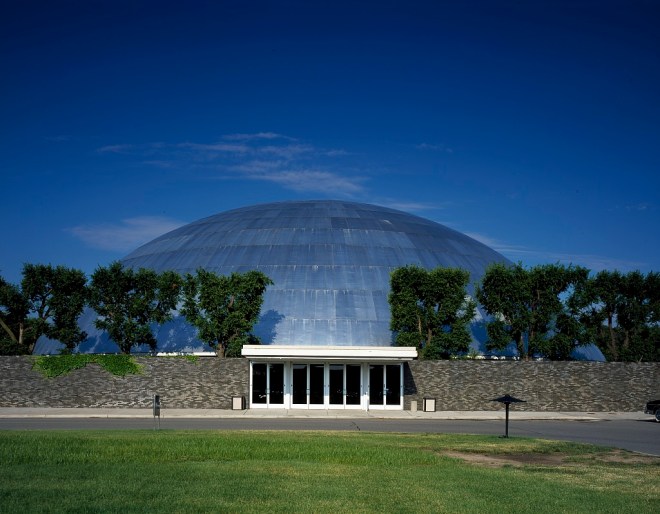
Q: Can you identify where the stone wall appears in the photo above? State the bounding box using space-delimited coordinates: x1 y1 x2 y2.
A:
0 356 249 409
405 361 660 412
1 357 657 411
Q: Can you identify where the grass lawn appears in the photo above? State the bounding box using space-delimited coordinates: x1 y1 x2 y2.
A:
0 430 658 513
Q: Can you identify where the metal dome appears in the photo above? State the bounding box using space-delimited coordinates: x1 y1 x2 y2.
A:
135 200 510 349
37 200 511 353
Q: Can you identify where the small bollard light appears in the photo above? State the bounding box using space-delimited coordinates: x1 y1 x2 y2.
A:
153 394 161 430
490 394 525 438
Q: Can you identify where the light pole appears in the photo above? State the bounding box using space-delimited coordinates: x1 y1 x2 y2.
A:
491 394 525 438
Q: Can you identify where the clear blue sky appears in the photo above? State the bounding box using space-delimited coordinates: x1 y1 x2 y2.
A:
2 0 659 285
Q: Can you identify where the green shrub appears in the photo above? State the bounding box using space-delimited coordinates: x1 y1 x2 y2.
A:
93 355 143 376
33 354 92 377
33 354 143 378
183 354 199 365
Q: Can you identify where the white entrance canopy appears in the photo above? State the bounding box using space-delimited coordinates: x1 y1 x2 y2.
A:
241 345 417 362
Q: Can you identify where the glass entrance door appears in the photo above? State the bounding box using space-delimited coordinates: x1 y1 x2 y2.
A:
292 364 326 409
329 364 344 406
269 363 284 405
252 363 267 405
369 364 402 409
328 364 363 409
369 365 384 405
251 363 284 407
385 364 401 406
346 364 362 408
309 364 325 408
292 364 308 407
250 361 402 410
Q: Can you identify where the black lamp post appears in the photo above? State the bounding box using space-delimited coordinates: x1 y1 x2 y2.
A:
491 394 525 438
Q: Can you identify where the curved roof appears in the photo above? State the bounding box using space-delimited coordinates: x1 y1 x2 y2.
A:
36 200 512 353
34 200 605 359
120 200 509 349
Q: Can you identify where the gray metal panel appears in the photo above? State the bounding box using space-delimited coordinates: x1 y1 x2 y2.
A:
36 200 515 354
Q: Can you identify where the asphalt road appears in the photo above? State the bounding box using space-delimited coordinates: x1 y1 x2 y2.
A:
1 417 658 456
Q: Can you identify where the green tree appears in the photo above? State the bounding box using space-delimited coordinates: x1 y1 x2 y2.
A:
476 262 589 360
388 265 476 359
89 262 182 354
574 269 622 360
0 276 30 354
180 269 273 357
579 270 660 361
0 265 88 354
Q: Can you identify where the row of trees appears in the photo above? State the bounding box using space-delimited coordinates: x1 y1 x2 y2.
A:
389 266 475 359
0 263 271 357
2 261 658 361
389 263 659 361
0 264 88 355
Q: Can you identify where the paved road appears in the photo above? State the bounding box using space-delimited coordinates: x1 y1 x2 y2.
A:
1 417 658 456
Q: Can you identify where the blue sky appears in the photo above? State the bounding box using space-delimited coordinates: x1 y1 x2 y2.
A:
2 0 659 285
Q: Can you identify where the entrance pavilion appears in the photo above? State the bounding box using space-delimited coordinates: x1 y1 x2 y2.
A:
241 345 417 410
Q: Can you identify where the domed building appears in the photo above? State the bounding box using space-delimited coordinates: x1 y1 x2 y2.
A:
122 200 508 348
34 200 517 410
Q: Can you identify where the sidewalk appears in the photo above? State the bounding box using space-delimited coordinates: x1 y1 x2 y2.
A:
0 407 647 421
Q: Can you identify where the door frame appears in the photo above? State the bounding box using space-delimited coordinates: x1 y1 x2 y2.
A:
248 360 405 410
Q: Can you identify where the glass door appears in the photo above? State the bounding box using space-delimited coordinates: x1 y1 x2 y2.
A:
251 363 284 407
253 361 399 410
290 363 363 409
345 364 362 408
290 364 326 409
292 364 308 407
309 364 325 408
369 364 402 409
369 365 384 405
252 363 267 406
329 364 344 406
385 364 401 406
269 363 284 405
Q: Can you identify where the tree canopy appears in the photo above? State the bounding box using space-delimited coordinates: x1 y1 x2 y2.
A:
3 257 657 362
0 275 30 354
475 262 590 360
180 269 273 357
389 265 475 359
88 262 182 354
0 264 88 354
576 270 660 361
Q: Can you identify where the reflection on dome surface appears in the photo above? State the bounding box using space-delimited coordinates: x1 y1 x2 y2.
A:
36 200 520 354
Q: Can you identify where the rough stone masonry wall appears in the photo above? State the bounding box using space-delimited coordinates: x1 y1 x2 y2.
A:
0 357 249 409
1 357 658 411
404 361 660 412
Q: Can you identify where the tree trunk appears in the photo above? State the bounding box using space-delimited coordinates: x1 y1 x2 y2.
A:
607 314 618 360
516 334 528 360
623 330 630 350
18 323 39 355
216 343 226 358
0 317 17 343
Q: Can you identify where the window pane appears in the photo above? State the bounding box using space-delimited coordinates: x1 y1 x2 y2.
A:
270 363 284 404
292 364 307 404
346 364 361 405
329 364 344 405
369 365 384 405
310 364 325 405
252 364 267 404
385 364 401 405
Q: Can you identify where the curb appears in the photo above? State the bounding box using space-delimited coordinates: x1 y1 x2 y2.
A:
0 408 648 421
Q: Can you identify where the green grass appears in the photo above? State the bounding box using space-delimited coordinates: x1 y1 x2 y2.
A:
0 431 657 513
